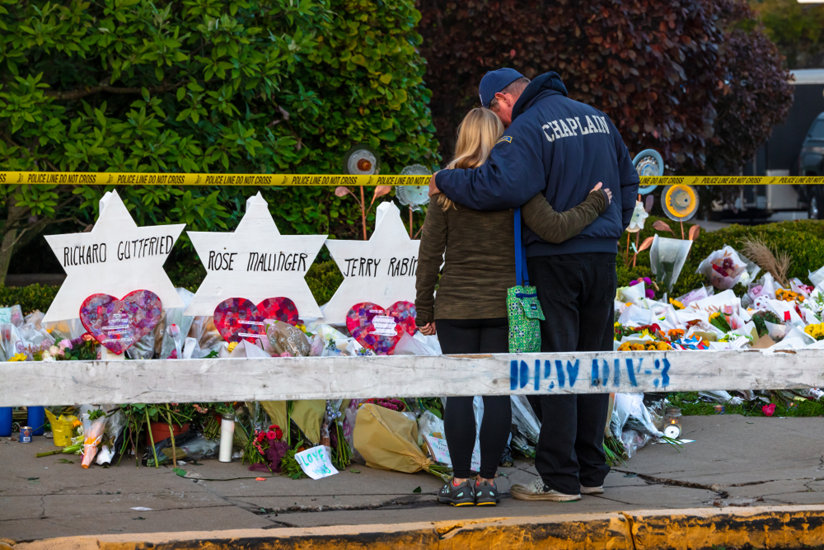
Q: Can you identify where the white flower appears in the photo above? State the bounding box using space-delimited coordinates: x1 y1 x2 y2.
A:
627 201 649 233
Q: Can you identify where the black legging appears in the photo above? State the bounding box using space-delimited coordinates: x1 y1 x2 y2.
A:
436 318 512 479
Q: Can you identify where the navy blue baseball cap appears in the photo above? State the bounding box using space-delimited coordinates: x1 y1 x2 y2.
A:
479 68 525 108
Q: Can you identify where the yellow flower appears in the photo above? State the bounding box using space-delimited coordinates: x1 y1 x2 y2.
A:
709 312 721 321
618 342 632 351
669 298 685 310
227 341 239 352
805 323 824 341
9 353 27 362
630 343 645 351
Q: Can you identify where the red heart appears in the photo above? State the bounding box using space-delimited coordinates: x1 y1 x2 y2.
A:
79 290 163 355
213 297 300 344
345 301 417 355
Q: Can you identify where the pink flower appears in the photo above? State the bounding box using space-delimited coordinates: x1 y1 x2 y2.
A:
266 430 277 440
762 403 776 417
58 339 73 350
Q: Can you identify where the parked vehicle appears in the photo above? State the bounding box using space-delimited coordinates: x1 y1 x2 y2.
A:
797 111 824 218
722 69 824 222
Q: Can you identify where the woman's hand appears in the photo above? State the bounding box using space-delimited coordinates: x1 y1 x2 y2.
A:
418 322 437 335
590 181 612 204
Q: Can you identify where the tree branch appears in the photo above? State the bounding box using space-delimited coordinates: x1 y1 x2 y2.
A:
45 79 184 101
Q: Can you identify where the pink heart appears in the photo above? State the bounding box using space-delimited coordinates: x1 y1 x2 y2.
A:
213 297 300 344
345 301 417 355
79 290 163 355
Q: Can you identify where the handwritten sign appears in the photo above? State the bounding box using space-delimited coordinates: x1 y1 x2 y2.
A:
186 192 326 318
43 191 184 324
322 203 420 324
423 433 480 472
294 445 339 480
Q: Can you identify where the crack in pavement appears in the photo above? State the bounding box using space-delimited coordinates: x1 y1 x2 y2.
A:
614 468 729 499
250 494 437 516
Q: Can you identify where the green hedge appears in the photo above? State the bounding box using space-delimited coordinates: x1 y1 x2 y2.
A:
0 284 59 314
5 219 824 315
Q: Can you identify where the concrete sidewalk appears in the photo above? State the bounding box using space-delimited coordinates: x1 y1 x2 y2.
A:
2 414 824 549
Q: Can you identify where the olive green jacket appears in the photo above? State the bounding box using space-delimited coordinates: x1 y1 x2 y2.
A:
414 190 608 325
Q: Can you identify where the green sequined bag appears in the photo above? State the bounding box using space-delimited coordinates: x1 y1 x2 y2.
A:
507 208 545 353
507 285 545 353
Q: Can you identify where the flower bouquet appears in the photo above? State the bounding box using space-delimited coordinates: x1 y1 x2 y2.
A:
650 235 692 295
353 403 450 481
804 323 824 341
246 424 289 473
323 400 351 470
698 245 748 290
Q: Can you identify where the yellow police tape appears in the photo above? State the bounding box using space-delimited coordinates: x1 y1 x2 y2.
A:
1 171 823 187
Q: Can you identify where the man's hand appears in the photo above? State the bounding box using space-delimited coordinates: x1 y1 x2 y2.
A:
428 171 441 197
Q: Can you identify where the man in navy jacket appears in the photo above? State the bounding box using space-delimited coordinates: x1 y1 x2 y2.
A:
430 68 639 501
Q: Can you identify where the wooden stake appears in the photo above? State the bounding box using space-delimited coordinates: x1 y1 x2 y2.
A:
359 186 367 240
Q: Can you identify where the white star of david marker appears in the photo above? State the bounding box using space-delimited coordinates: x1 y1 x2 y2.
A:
43 190 185 323
321 202 421 324
185 192 327 318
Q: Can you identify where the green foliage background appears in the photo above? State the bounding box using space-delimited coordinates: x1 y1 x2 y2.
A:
0 0 440 282
750 0 824 68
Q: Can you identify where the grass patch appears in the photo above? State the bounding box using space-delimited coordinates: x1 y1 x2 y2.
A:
667 391 824 417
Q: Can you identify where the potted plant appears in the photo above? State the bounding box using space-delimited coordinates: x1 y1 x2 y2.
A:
120 402 195 467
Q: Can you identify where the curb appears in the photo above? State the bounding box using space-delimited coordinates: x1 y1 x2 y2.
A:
7 505 824 549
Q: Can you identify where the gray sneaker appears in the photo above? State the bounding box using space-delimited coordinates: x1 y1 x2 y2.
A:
510 478 581 502
474 479 499 506
580 484 604 495
437 479 476 506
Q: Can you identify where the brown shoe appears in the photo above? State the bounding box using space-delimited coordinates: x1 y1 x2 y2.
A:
510 478 581 502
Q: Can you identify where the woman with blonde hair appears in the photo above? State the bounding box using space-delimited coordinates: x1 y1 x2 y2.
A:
415 107 611 507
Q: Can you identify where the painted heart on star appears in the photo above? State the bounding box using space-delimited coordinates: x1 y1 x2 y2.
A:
345 301 417 355
79 290 163 355
213 297 300 344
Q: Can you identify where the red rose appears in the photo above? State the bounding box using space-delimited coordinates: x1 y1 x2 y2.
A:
266 430 276 440
762 403 776 417
274 428 283 440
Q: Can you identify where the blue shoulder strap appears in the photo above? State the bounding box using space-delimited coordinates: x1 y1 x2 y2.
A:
514 208 529 286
